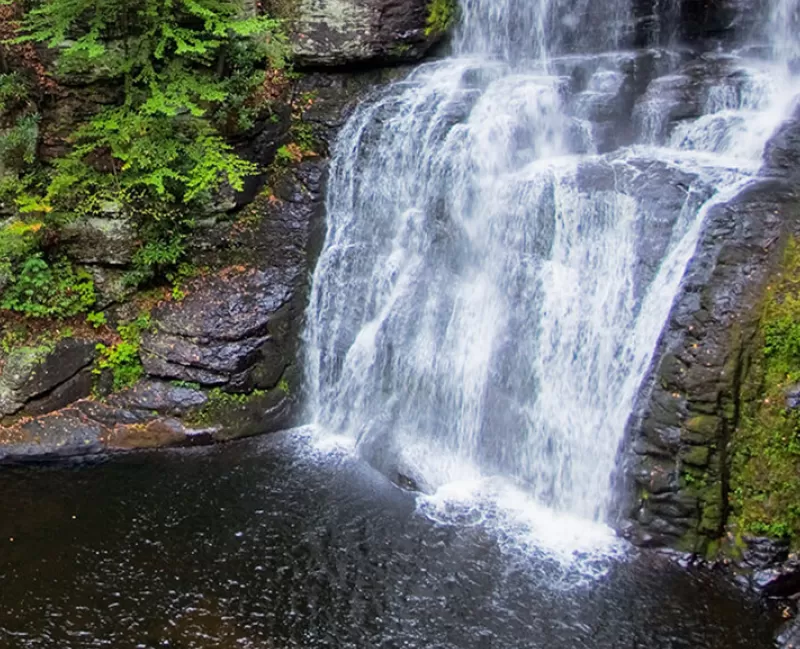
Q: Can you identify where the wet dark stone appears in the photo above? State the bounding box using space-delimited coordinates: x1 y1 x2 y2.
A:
21 368 95 418
743 536 791 569
648 492 698 518
763 105 800 183
16 339 96 401
753 558 800 598
678 0 768 47
394 472 420 492
148 269 292 342
0 339 97 417
777 616 800 649
0 409 106 462
139 268 294 387
108 379 208 416
75 400 147 427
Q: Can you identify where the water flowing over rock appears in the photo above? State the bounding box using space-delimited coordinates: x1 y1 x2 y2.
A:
305 0 800 540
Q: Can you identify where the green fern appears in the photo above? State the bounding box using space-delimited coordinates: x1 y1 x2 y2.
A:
7 0 288 278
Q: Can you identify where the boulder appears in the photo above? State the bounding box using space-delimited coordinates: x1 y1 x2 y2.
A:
0 338 97 417
291 0 442 67
60 216 138 266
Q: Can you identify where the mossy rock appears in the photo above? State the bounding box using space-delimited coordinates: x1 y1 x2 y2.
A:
729 237 800 548
683 415 720 443
680 444 711 467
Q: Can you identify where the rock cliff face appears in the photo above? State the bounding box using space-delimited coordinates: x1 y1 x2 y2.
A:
623 178 800 548
0 157 325 459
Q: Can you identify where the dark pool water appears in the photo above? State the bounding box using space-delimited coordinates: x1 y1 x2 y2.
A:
0 430 780 649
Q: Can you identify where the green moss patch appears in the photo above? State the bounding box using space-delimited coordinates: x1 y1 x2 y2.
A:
425 0 458 36
186 387 268 427
730 237 800 546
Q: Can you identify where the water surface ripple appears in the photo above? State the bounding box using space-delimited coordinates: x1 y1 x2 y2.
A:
0 433 780 648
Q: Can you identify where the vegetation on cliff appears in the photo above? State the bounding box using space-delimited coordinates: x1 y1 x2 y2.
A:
425 0 458 36
0 0 289 319
730 237 800 547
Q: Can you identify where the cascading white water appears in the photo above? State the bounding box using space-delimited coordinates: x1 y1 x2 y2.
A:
305 0 800 542
772 0 800 68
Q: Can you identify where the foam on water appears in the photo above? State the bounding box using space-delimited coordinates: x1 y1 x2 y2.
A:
417 478 627 583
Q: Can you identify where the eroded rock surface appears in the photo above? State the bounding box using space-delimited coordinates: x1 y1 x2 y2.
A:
0 339 97 418
292 0 441 67
140 268 293 387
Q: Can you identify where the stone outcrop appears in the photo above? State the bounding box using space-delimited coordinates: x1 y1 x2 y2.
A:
140 268 294 388
290 0 442 67
60 216 138 266
0 339 97 419
0 162 320 459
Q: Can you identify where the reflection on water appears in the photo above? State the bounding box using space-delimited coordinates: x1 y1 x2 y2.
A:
0 430 779 648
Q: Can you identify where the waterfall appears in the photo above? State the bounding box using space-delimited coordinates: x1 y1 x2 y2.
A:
304 0 800 539
771 0 800 69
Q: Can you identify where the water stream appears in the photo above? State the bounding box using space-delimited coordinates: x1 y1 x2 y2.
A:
305 0 800 543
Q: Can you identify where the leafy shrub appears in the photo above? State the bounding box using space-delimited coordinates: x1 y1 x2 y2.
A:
86 311 107 328
0 219 41 266
95 313 151 391
4 0 290 288
0 254 96 318
13 0 287 211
